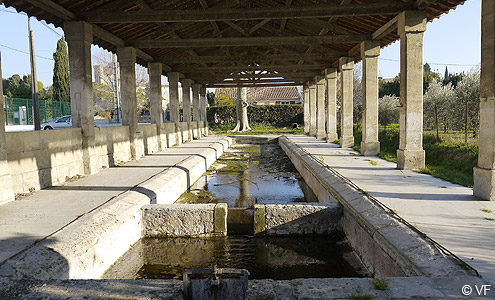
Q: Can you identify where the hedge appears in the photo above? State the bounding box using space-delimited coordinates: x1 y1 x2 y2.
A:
207 104 303 127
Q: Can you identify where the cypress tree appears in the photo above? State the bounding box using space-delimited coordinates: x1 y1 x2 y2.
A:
52 37 70 102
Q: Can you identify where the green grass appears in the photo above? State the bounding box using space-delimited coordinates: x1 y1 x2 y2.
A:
481 208 493 213
211 123 305 135
372 278 389 291
353 124 477 187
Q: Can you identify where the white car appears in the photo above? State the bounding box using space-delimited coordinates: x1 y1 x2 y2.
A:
41 115 71 130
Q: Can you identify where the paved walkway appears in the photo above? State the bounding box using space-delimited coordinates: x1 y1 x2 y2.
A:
287 135 495 285
0 136 227 264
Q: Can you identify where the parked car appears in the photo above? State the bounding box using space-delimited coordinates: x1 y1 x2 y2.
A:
41 115 71 130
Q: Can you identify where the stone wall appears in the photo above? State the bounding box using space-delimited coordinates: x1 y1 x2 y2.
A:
279 136 468 278
138 124 159 155
254 203 342 235
6 129 84 194
95 126 132 168
142 203 227 237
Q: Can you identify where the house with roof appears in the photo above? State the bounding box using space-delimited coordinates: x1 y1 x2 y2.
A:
214 86 302 105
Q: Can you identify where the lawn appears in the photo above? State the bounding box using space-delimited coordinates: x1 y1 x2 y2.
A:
210 123 305 135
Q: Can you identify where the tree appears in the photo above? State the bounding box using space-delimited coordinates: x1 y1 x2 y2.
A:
378 95 399 127
52 37 70 102
215 88 235 106
230 87 251 132
379 75 400 98
453 66 480 140
206 91 215 106
353 63 362 104
423 62 441 94
423 79 454 140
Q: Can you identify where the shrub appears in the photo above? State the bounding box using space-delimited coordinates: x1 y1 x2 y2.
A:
207 104 303 127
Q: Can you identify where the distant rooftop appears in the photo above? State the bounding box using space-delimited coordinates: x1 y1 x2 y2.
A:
215 86 301 101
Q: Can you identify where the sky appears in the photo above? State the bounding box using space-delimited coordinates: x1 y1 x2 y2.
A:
0 0 482 87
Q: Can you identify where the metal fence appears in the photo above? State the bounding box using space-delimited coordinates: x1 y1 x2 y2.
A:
4 97 71 125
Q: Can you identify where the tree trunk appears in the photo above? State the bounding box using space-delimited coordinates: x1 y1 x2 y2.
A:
434 103 440 141
230 87 251 132
465 101 468 144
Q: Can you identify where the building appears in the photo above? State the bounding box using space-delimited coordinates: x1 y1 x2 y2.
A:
214 86 302 105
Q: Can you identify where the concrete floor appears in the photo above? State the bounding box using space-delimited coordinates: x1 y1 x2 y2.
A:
0 136 228 264
287 135 495 285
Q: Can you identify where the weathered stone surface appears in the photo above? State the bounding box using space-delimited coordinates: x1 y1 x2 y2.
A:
142 204 217 237
253 204 265 235
262 203 342 235
214 203 228 235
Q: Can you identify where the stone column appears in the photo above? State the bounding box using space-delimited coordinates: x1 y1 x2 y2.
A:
361 41 381 156
339 57 354 148
117 46 138 159
192 84 201 121
315 76 326 139
309 82 317 136
397 11 426 170
0 51 14 205
200 87 208 136
148 62 164 150
181 79 193 122
325 68 338 142
168 72 180 123
192 84 201 139
64 21 99 174
303 85 310 134
474 0 495 200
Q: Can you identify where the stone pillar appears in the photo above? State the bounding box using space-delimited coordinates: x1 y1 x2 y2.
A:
397 11 426 170
361 41 381 156
303 85 310 134
0 51 14 205
168 72 180 123
474 0 495 200
64 21 99 174
117 46 138 159
181 79 192 122
309 82 317 136
192 84 201 121
325 68 338 142
339 57 354 148
149 62 164 150
315 76 326 139
200 87 208 136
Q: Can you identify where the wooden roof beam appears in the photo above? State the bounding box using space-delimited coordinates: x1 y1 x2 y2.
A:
130 34 370 48
204 82 302 87
159 53 345 64
86 3 413 23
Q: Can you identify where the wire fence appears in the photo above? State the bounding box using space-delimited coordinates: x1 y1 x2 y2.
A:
4 97 71 125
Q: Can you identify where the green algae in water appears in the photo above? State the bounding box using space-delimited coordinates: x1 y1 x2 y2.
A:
178 143 317 207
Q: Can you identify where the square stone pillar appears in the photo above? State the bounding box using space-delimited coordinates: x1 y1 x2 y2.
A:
181 79 193 122
309 81 317 136
303 85 310 134
474 0 495 200
0 52 14 205
148 62 164 150
339 57 355 148
117 46 139 160
361 40 381 156
168 72 180 123
315 76 326 139
192 84 201 121
200 86 208 136
325 68 338 142
397 11 427 170
64 21 99 174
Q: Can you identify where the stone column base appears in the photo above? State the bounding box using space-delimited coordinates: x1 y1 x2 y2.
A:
474 167 495 201
316 130 326 140
361 141 380 156
340 135 354 148
397 149 425 170
309 128 316 136
83 148 100 175
326 132 338 143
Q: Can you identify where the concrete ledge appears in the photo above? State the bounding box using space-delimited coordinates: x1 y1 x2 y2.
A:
0 190 149 280
142 203 228 237
138 136 232 204
2 275 493 299
254 203 342 236
279 136 471 278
